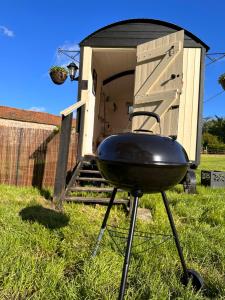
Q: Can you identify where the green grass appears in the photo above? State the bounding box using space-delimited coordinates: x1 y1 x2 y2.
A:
0 155 225 299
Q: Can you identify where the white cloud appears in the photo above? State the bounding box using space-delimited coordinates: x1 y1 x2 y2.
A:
54 41 80 67
28 106 46 112
0 26 14 37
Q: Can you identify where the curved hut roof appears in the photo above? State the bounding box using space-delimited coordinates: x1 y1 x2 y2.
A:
80 18 209 51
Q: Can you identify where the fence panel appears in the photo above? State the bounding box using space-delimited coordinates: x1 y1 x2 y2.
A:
0 126 78 188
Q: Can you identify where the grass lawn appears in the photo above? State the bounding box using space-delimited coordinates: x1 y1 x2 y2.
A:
0 155 225 299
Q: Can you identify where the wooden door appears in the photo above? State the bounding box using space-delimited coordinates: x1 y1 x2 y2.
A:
132 30 184 135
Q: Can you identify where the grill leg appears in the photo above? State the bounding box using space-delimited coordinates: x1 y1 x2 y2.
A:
161 191 189 284
118 194 139 300
92 188 117 257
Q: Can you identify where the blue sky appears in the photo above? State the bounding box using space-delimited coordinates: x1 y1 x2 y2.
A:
0 0 225 117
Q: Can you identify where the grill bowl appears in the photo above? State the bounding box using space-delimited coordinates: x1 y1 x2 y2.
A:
96 133 189 193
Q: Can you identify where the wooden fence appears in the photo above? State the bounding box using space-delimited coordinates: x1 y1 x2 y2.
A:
0 126 78 188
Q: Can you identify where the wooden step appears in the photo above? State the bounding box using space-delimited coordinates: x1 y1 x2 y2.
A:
81 160 97 167
64 196 129 205
83 154 96 160
79 170 101 175
69 187 114 193
82 158 97 166
77 177 107 182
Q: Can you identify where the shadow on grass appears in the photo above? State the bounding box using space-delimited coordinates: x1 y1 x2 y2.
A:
39 188 52 201
19 205 69 229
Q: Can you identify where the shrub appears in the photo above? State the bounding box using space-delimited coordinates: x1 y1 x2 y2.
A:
49 66 68 74
207 143 225 154
202 132 220 148
218 73 225 85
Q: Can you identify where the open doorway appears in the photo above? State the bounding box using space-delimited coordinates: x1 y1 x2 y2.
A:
92 48 136 152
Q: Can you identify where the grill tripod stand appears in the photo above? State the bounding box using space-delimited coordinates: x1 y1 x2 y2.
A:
92 188 204 300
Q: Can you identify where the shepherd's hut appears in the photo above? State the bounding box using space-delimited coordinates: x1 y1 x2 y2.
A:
53 19 209 206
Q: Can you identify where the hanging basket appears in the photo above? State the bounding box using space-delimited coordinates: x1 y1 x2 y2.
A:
218 74 225 90
50 70 68 85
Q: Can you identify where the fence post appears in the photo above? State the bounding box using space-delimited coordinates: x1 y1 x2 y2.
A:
53 113 73 210
15 128 24 186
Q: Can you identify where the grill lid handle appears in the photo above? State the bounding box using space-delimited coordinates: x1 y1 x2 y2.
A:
129 111 160 123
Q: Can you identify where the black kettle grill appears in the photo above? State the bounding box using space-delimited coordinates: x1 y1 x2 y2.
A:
92 112 203 299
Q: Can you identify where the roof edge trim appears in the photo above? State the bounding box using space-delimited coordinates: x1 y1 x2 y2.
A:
79 18 209 51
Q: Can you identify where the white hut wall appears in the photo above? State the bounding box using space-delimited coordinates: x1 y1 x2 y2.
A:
92 54 104 151
177 48 201 162
79 46 96 156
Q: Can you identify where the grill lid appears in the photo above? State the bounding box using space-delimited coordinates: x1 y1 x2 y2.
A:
97 133 189 166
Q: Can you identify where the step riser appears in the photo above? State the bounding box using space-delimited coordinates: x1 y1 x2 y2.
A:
65 197 128 205
70 188 114 193
69 187 123 193
65 156 128 207
77 177 107 182
79 170 101 174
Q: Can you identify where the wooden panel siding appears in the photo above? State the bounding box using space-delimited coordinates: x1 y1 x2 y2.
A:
0 126 78 187
177 48 201 162
78 46 95 156
132 31 184 134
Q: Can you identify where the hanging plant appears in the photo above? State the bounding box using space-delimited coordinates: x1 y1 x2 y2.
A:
218 73 225 90
49 66 68 85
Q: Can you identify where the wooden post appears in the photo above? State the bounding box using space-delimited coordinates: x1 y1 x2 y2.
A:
15 128 24 186
53 113 73 210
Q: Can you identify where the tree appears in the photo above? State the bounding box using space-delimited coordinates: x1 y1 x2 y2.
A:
202 116 225 144
202 132 220 148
